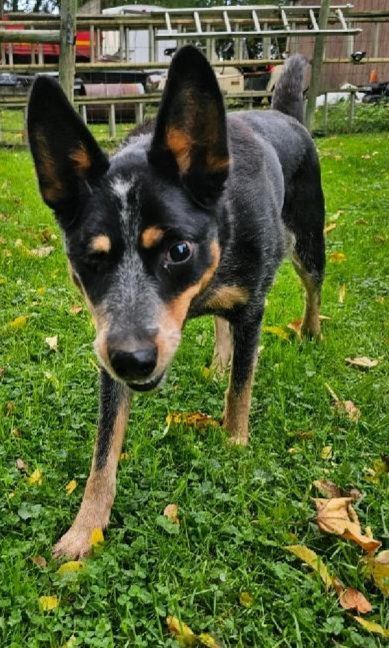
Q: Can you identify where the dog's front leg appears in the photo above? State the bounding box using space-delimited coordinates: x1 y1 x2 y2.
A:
224 315 261 445
53 370 130 559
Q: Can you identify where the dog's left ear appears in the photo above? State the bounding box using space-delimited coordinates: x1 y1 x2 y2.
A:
28 77 109 222
148 45 229 208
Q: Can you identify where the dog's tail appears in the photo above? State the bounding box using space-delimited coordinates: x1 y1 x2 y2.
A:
271 54 307 124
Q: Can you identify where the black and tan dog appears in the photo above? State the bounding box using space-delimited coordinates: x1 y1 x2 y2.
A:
28 46 325 558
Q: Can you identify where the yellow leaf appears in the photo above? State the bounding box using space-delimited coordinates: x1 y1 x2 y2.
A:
339 587 372 613
45 335 58 352
286 545 333 589
166 412 220 429
338 284 346 304
70 304 83 315
329 252 346 263
57 560 84 575
164 503 179 525
262 325 290 341
198 633 221 647
28 468 43 486
324 223 337 234
239 591 254 608
65 479 77 496
90 528 104 547
39 595 59 611
120 452 129 461
37 287 46 296
321 445 333 460
314 498 381 552
353 617 389 638
345 356 379 370
9 315 28 330
166 616 196 646
366 550 389 596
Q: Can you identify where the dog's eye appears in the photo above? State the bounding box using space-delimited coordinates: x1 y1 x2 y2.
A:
167 241 193 264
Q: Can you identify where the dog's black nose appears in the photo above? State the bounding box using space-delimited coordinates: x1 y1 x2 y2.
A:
109 347 157 380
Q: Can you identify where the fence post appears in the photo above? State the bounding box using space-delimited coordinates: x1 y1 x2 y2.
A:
348 91 356 132
305 0 331 132
59 0 77 103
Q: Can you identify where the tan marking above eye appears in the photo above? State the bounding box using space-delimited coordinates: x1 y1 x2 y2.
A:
140 226 164 249
89 234 111 253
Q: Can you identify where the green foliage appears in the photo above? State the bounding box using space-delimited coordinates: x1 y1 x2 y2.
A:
0 134 388 646
314 101 389 135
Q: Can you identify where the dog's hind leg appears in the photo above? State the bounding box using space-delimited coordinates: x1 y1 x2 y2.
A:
211 316 232 374
53 371 130 559
223 314 261 445
292 230 325 339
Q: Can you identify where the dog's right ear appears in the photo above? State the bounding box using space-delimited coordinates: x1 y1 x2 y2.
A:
28 77 109 226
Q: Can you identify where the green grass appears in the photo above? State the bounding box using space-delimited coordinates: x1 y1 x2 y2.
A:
0 134 388 647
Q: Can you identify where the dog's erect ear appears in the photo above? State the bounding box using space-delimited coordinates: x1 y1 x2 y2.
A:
148 45 229 207
28 77 109 220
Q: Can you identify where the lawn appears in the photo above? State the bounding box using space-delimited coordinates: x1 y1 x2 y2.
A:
0 132 388 647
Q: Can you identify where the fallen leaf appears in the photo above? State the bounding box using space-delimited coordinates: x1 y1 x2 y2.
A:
313 480 362 501
314 497 381 552
39 595 59 611
28 469 43 486
329 252 346 262
321 445 333 460
9 315 28 330
324 223 337 234
345 356 379 369
65 479 77 496
16 458 28 472
166 412 220 429
364 457 389 484
45 335 58 352
198 633 221 647
338 284 346 304
361 154 371 160
37 287 46 296
339 587 372 613
286 319 302 338
90 527 104 547
30 245 55 258
286 544 333 589
166 616 196 646
353 617 389 638
239 591 254 608
365 550 389 596
31 555 47 568
6 401 16 415
164 503 179 525
69 304 83 315
355 218 368 225
120 452 129 461
262 325 290 341
57 560 84 575
335 399 361 422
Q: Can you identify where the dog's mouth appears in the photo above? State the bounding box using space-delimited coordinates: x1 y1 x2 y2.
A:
128 373 165 392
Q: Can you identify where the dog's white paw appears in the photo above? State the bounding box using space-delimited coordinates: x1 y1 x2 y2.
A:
53 525 96 559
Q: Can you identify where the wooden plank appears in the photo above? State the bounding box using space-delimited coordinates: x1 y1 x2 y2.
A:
59 0 77 103
305 0 331 132
0 29 60 43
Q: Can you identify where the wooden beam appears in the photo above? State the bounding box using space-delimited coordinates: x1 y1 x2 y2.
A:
59 0 77 104
305 0 331 132
0 29 60 43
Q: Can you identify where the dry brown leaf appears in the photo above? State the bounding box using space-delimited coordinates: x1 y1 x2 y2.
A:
353 617 389 638
31 555 47 568
45 335 58 352
338 284 346 304
313 480 362 501
286 544 333 589
166 412 220 428
69 305 83 315
324 223 337 234
345 356 379 370
339 587 372 613
325 383 361 422
16 458 28 472
314 497 381 552
329 252 346 263
286 319 302 338
163 503 179 525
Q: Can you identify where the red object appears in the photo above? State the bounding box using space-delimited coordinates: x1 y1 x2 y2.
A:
369 69 378 83
1 16 91 59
